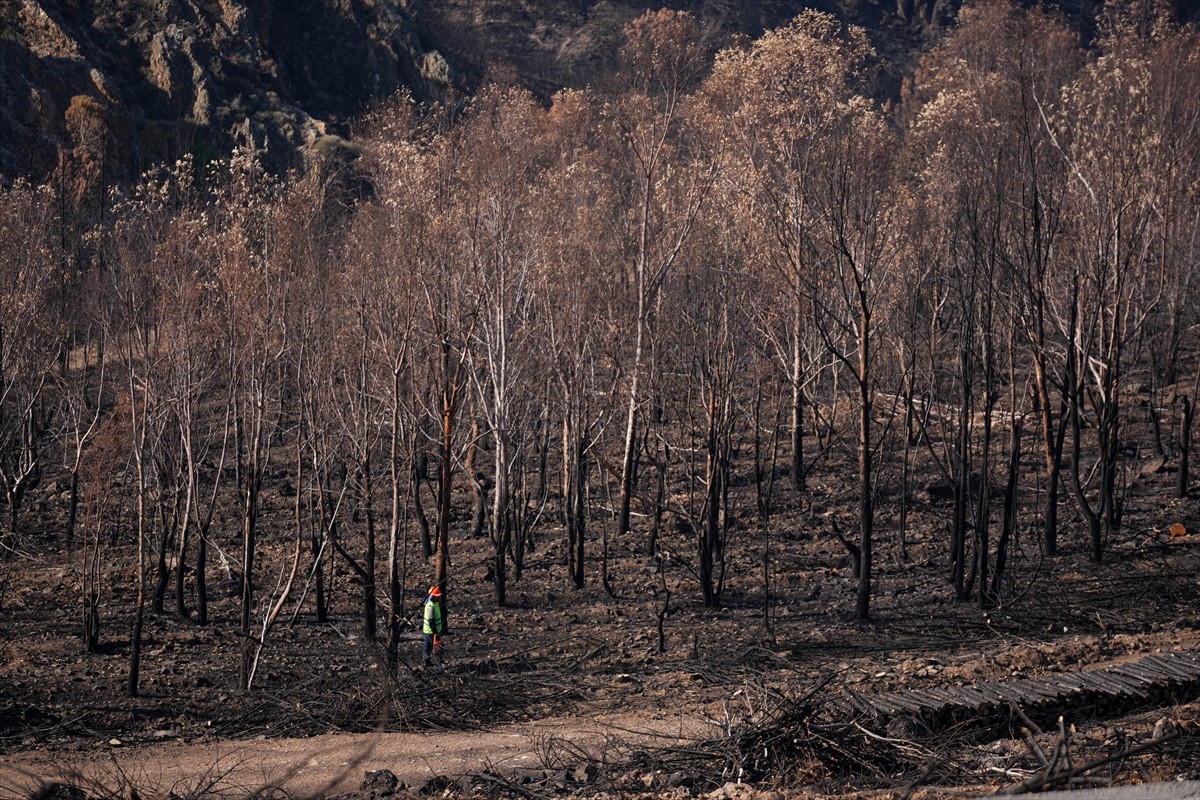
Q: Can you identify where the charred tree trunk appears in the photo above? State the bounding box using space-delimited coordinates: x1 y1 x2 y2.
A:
83 591 101 653
601 521 615 599
1179 395 1194 499
790 314 805 493
470 477 488 540
467 418 486 539
311 470 328 623
412 452 432 558
196 529 209 625
152 486 176 614
899 349 916 561
855 305 874 622
238 475 260 693
491 432 511 608
65 469 80 551
992 414 1022 601
360 455 378 641
976 392 995 610
128 473 147 698
436 357 456 591
648 443 667 561
175 451 194 620
571 459 586 590
952 350 972 601
386 370 406 669
1090 319 1123 563
564 422 588 591
617 390 639 540
699 396 722 609
1064 286 1102 562
1034 339 1064 558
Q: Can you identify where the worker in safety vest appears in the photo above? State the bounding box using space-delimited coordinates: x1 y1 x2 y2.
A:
422 585 446 669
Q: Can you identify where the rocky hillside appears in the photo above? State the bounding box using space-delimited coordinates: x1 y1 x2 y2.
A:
419 0 965 95
0 0 1187 180
1 0 444 177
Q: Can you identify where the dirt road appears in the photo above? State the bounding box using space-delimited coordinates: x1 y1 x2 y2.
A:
0 712 705 799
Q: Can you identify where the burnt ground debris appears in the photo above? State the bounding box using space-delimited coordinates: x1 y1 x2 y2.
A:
3 438 1200 797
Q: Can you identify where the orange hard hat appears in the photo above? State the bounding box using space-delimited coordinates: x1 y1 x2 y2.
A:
429 586 442 597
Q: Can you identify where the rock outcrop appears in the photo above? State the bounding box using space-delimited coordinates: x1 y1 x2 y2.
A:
1 0 1194 180
0 0 433 177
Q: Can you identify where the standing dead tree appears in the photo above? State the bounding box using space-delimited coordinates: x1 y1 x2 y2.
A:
608 10 712 543
0 181 59 559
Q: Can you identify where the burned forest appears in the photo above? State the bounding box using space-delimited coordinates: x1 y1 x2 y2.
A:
3 3 1200 798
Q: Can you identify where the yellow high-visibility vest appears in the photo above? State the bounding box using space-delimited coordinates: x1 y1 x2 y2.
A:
423 599 444 635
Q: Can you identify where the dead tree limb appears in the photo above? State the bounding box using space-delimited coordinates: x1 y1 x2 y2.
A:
831 518 861 578
900 758 942 800
996 730 1180 795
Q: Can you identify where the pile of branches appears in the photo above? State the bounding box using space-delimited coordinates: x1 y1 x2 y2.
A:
612 682 1195 796
993 707 1186 795
614 678 953 791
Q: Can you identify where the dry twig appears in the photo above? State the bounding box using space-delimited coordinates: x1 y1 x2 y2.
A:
995 730 1181 795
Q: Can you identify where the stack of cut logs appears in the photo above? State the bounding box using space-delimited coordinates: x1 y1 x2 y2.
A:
829 650 1200 731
